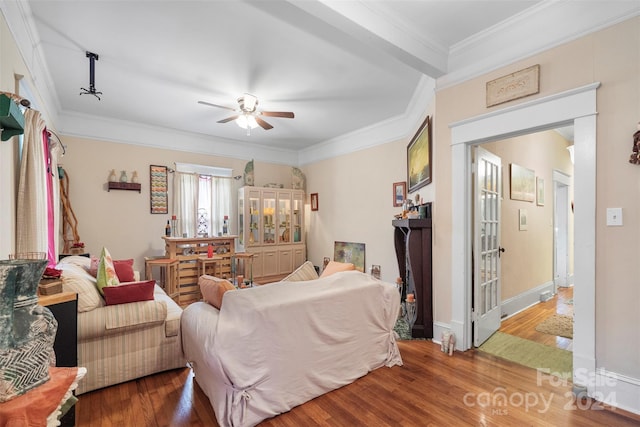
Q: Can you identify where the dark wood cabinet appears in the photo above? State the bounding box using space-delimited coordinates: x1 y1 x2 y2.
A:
392 218 433 338
39 292 78 425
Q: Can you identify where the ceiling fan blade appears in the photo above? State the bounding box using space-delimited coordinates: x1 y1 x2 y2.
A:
255 116 274 130
198 100 236 111
261 111 294 118
217 115 239 123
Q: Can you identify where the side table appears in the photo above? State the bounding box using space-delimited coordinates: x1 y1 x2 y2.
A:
197 255 224 277
144 257 179 302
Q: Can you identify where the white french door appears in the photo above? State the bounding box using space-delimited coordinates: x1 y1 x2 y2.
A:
473 147 503 347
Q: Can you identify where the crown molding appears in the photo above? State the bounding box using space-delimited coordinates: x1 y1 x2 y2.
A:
438 1 640 90
298 75 435 165
0 0 61 126
58 110 299 165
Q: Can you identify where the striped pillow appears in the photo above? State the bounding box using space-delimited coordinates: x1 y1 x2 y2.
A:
281 261 318 282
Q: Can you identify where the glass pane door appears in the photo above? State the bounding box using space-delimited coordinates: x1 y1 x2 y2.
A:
278 191 291 244
248 192 260 245
263 191 276 244
292 192 303 243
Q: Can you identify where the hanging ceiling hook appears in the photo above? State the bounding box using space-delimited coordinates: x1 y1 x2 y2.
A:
79 51 102 100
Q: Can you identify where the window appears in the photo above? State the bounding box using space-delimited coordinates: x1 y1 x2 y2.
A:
173 163 232 238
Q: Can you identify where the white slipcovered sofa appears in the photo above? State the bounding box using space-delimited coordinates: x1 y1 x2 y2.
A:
56 256 185 394
181 267 403 427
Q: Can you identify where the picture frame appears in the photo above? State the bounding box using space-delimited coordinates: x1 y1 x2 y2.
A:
370 264 381 280
407 115 432 193
393 181 406 207
334 241 366 272
486 64 540 107
510 163 535 202
536 177 545 206
149 165 168 214
519 209 528 231
310 193 319 211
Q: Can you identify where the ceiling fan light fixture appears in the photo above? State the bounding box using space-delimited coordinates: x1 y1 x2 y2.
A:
236 113 258 130
239 93 257 112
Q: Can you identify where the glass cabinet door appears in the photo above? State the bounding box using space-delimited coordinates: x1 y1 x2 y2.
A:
292 191 303 243
263 191 276 244
238 194 245 247
248 191 261 245
278 191 291 244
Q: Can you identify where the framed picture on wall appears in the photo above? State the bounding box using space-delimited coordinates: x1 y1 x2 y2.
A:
310 193 319 211
150 165 168 214
510 163 535 202
537 177 545 206
393 182 406 207
407 116 432 193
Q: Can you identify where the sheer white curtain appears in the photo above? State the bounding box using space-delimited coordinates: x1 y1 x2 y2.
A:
199 176 231 237
173 172 199 237
16 109 47 255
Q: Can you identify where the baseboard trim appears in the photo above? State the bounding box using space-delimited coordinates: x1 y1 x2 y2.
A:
501 281 555 319
593 368 640 415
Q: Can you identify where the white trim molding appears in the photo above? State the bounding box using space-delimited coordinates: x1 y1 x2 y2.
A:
449 83 601 402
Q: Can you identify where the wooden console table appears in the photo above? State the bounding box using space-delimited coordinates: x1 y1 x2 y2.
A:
162 236 237 305
392 218 433 338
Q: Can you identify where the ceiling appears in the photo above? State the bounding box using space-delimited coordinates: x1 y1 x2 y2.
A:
5 1 638 164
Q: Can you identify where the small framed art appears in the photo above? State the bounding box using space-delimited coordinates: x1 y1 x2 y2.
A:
310 193 319 211
393 182 406 207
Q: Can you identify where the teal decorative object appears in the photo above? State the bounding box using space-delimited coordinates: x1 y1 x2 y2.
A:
244 159 254 186
0 259 57 402
0 94 25 141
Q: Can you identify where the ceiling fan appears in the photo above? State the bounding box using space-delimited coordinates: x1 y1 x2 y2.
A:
198 93 294 135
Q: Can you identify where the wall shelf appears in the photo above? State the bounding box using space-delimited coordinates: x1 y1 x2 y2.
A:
108 181 141 192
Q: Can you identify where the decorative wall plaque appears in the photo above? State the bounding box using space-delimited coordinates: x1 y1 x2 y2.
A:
486 64 540 107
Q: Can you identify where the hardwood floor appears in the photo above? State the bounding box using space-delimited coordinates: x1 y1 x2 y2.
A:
76 335 640 426
500 286 574 351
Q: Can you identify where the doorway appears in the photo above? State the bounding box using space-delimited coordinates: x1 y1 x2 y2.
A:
449 83 599 394
554 170 572 289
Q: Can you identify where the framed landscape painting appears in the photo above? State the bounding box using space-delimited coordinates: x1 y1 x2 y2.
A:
334 241 365 272
407 116 432 192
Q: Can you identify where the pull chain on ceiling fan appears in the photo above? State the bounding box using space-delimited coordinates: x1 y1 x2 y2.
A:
198 93 294 136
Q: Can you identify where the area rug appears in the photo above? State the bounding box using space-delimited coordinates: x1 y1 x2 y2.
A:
535 314 573 339
393 318 426 340
479 332 572 379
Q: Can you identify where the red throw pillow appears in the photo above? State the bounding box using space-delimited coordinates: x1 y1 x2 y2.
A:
113 259 135 282
103 280 155 306
89 257 135 282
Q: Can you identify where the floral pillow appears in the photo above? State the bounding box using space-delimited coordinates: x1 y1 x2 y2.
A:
96 247 120 295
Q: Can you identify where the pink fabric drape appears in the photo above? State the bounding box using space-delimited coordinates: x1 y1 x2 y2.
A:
44 129 56 266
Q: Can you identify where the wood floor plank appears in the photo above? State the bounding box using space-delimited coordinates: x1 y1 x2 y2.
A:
76 342 640 426
76 289 640 426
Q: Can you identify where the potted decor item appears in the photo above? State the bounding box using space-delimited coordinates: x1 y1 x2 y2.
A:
70 241 85 255
0 257 57 402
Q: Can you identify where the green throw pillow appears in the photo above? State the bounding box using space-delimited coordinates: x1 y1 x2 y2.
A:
96 247 120 295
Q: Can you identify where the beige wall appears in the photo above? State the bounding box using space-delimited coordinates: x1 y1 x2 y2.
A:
435 18 640 377
59 135 292 271
483 130 574 300
2 8 640 388
304 137 419 284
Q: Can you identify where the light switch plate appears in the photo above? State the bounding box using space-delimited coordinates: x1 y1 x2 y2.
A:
606 207 623 226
